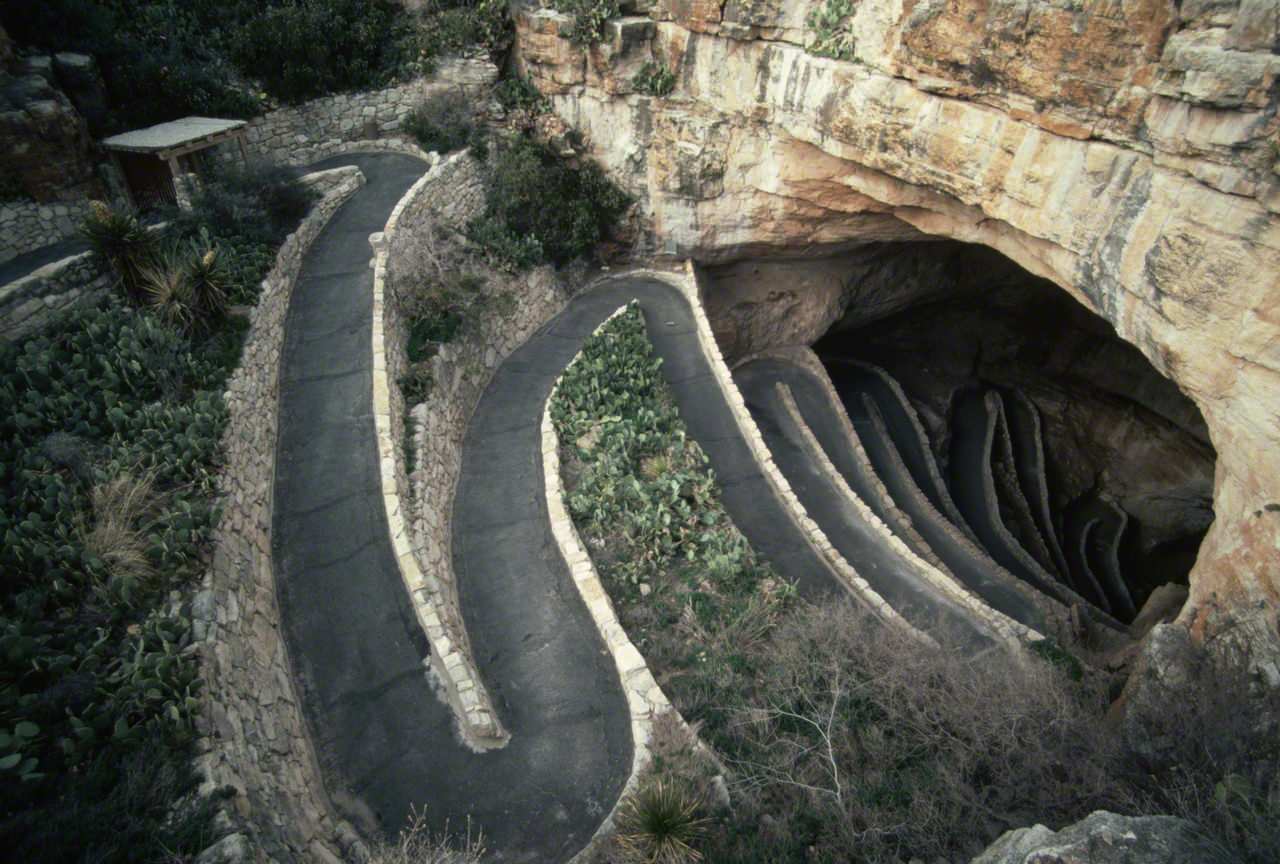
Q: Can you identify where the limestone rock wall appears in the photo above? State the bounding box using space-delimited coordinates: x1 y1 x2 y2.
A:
193 166 369 864
511 0 1280 645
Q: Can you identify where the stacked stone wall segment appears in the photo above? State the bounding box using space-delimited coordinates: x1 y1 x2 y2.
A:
681 262 929 640
369 150 507 748
194 165 367 864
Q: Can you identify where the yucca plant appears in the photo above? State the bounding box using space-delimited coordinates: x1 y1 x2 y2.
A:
184 228 230 327
137 234 228 335
81 200 157 303
137 244 196 333
614 778 710 864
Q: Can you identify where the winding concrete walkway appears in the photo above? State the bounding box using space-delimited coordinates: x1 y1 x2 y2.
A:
273 173 845 860
735 358 997 649
765 358 1051 634
271 155 1132 862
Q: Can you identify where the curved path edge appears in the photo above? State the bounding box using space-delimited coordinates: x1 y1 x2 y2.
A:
682 266 923 632
540 300 682 864
199 165 371 863
369 151 506 748
772 381 1034 647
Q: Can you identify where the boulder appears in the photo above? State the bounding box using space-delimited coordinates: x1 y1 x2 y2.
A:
972 810 1230 864
53 52 109 134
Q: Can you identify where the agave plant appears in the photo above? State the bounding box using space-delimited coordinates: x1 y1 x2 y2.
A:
614 778 710 864
81 200 157 303
136 231 228 334
183 228 229 327
136 244 197 333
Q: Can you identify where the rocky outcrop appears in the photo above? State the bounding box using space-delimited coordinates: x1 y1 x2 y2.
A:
0 60 96 201
973 810 1229 864
511 0 1280 656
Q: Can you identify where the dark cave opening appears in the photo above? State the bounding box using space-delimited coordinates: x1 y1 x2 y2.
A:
808 241 1218 623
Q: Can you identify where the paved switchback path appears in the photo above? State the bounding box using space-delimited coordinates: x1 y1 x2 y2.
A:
273 163 848 860
272 153 626 862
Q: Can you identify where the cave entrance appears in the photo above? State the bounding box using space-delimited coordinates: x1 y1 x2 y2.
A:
708 241 1217 626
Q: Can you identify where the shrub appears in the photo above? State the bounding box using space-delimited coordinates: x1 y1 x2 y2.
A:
403 89 478 154
136 238 228 335
230 0 416 103
494 75 549 114
633 62 676 97
470 138 629 268
551 0 620 46
415 0 512 62
1123 633 1280 864
81 202 157 303
806 0 856 61
464 216 545 272
185 161 314 245
176 160 315 304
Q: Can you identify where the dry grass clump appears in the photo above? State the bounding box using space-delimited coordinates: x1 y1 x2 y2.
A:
366 807 485 864
77 470 163 609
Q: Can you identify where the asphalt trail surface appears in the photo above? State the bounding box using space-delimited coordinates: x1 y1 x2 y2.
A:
273 184 842 860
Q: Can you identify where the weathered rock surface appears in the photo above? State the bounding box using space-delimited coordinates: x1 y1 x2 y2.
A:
0 66 95 201
972 810 1229 864
511 0 1280 655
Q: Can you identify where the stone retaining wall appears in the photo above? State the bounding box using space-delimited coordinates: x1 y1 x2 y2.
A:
539 293 683 864
682 263 942 643
0 168 352 344
376 150 573 748
191 165 368 864
0 197 94 265
370 150 507 747
236 58 497 167
0 248 107 341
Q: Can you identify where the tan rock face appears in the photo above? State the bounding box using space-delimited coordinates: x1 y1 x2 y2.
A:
513 0 1280 640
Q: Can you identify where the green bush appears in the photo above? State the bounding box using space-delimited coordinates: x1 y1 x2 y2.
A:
230 0 416 104
551 0 620 46
0 296 243 862
415 0 512 62
464 216 545 272
174 161 316 304
182 161 315 246
469 138 629 268
403 89 478 154
494 75 550 114
806 0 857 61
633 61 676 97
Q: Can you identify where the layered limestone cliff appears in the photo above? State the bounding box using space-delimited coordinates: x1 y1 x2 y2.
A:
511 0 1280 655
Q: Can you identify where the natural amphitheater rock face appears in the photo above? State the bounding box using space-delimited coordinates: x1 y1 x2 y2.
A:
511 0 1280 654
